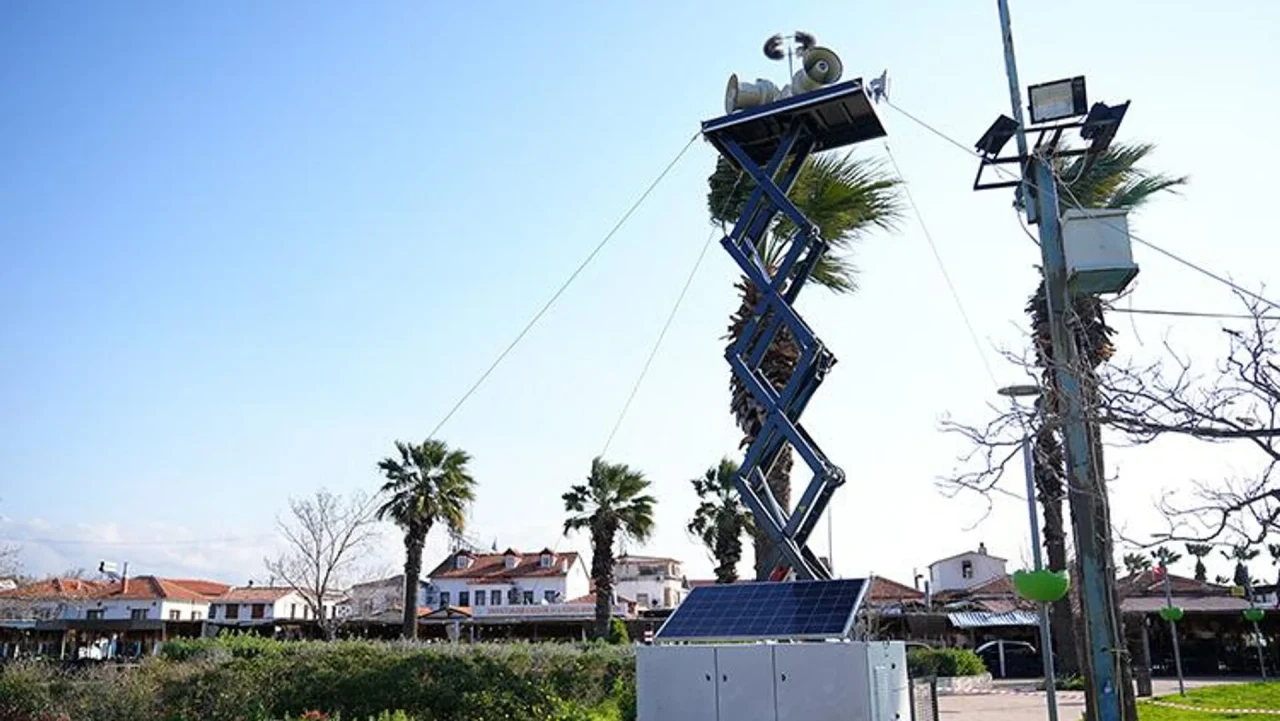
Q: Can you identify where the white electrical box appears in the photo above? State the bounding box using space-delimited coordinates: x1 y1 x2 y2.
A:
1061 207 1137 295
637 641 909 721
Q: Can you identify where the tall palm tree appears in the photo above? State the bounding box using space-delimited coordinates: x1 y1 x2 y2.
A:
707 153 903 578
1185 543 1213 582
1268 544 1280 603
1026 143 1186 677
1152 546 1182 570
688 458 753 584
1222 543 1260 596
563 457 656 638
376 438 476 640
1122 553 1152 576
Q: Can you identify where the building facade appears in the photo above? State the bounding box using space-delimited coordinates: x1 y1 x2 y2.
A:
344 574 435 618
208 586 337 627
613 555 687 609
426 548 589 610
928 543 1007 593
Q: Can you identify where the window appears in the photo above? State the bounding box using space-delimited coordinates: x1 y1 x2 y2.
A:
86 609 104 620
637 593 649 606
507 588 520 605
330 605 336 619
208 605 217 620
191 611 203 621
440 592 451 608
961 560 974 579
539 553 553 568
304 605 310 619
169 610 181 621
290 604 297 619
131 609 149 620
491 590 503 606
251 604 265 619
474 590 486 606
544 590 557 603
522 590 534 605
226 604 240 620
458 591 470 607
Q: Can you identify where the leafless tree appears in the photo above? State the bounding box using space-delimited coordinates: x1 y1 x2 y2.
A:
0 544 20 578
265 488 377 640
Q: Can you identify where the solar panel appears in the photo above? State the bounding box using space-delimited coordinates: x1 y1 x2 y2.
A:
654 578 868 642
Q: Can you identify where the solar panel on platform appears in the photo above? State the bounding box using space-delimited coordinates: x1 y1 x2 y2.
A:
654 578 868 642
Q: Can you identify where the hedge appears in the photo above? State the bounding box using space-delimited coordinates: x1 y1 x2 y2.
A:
906 647 987 678
0 636 635 721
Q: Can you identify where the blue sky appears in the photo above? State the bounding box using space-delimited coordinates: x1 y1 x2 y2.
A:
3 1 1279 586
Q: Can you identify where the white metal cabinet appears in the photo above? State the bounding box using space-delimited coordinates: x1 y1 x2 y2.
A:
716 644 778 721
865 642 910 721
774 642 865 721
637 645 717 721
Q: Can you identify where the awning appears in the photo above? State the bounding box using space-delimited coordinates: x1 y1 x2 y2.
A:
948 611 1038 628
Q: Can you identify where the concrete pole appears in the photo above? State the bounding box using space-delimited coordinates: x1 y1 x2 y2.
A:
995 4 1125 720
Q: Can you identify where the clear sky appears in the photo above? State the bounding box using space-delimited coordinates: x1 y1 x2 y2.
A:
3 1 1278 587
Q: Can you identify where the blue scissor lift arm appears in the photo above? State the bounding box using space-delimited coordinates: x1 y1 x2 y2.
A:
701 79 887 581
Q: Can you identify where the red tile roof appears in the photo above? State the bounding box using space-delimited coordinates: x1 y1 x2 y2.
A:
93 576 226 602
0 578 109 600
166 579 232 597
1117 570 1223 597
567 592 635 606
215 587 295 603
427 551 580 582
868 577 925 602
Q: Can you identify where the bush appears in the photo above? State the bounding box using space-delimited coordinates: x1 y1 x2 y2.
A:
606 618 629 646
907 647 987 678
0 639 636 721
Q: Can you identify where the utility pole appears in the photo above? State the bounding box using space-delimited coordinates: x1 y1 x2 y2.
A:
994 3 1126 721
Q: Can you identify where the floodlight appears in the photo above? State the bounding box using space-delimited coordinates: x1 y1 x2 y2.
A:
1080 100 1129 153
1027 76 1088 124
975 115 1019 157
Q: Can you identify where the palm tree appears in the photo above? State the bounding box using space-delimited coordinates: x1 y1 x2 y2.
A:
1269 544 1280 603
1152 546 1182 570
688 458 753 584
1185 543 1213 582
707 153 903 578
1122 553 1152 576
1025 143 1186 677
1222 543 1260 596
376 438 476 640
563 457 656 638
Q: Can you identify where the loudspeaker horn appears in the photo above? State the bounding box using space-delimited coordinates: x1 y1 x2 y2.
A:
725 73 781 114
789 46 843 94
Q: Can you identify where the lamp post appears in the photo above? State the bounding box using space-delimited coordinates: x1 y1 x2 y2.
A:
998 384 1059 721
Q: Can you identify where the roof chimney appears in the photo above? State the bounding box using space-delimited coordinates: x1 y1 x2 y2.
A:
978 542 988 555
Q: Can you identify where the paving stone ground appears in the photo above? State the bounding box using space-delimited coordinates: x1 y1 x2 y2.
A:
937 679 1244 721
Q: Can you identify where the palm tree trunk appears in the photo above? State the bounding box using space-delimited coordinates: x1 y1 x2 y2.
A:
714 516 742 584
1033 424 1080 677
591 521 616 639
751 450 793 579
401 525 426 640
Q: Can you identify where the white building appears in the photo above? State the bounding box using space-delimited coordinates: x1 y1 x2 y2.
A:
614 555 687 609
80 576 228 622
426 548 589 610
928 543 1008 593
344 574 435 618
208 586 338 626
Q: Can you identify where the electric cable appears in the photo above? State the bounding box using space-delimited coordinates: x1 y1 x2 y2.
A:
883 141 1001 389
1106 307 1280 321
599 171 746 458
424 131 701 441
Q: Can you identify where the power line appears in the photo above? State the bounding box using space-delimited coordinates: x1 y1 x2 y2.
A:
425 131 701 441
882 141 1000 388
1107 307 1280 321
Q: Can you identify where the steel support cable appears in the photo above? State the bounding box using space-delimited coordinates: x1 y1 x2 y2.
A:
424 131 701 441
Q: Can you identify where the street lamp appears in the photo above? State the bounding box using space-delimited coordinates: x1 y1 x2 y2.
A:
997 384 1059 721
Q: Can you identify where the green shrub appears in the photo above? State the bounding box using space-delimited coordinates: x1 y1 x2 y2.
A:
0 639 636 721
907 647 987 677
606 618 629 646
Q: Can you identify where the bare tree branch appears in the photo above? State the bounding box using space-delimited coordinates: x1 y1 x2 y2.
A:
264 488 377 640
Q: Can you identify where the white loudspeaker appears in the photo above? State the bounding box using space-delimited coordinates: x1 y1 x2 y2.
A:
790 46 843 94
725 73 781 114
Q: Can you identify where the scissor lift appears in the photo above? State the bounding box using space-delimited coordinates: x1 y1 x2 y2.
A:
701 79 888 580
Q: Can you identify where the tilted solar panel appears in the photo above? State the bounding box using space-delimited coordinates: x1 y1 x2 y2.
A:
654 578 868 642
